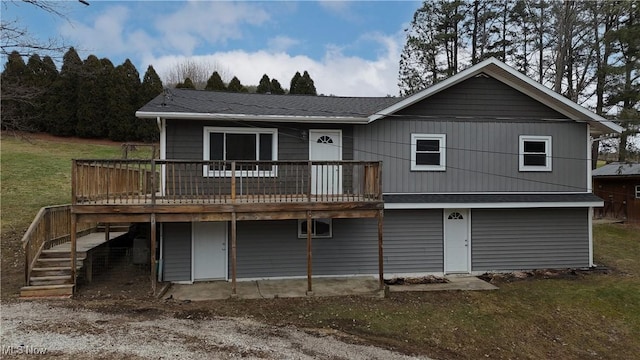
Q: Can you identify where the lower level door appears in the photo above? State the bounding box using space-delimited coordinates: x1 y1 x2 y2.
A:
192 222 227 281
444 209 470 273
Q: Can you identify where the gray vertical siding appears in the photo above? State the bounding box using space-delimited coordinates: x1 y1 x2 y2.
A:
354 120 587 193
235 210 444 278
353 75 588 193
471 208 589 270
162 223 192 282
384 210 443 273
165 120 353 161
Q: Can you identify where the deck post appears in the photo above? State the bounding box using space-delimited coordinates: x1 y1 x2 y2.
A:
150 160 156 205
231 162 236 203
71 160 77 204
150 213 157 294
307 161 312 202
306 210 313 295
231 212 237 296
377 209 384 290
70 213 77 290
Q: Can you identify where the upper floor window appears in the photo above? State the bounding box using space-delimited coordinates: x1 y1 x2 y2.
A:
519 135 552 172
411 134 446 171
203 127 278 177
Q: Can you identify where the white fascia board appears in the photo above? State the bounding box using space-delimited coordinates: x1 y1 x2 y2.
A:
135 111 369 124
384 201 603 209
370 58 624 135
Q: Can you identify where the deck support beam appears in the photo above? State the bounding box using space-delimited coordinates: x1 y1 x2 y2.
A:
377 209 384 290
150 213 157 294
306 210 313 295
231 212 237 296
70 213 77 290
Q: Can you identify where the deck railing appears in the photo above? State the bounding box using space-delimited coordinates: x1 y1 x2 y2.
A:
21 205 96 284
72 160 382 205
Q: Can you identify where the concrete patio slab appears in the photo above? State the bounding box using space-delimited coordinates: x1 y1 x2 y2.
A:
165 277 384 301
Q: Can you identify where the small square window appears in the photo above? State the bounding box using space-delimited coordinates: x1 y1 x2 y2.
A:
298 219 332 238
635 185 640 199
519 135 552 172
411 134 446 171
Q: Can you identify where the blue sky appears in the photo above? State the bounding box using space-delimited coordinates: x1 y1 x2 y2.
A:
5 1 421 96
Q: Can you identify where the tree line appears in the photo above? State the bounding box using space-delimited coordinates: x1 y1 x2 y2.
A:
1 46 319 142
399 0 639 161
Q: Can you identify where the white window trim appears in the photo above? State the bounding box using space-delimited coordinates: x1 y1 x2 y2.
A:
203 126 278 177
635 185 640 199
519 135 552 172
411 133 446 171
297 218 333 239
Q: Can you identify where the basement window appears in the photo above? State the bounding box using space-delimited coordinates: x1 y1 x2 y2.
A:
636 185 640 199
298 219 332 239
519 135 552 172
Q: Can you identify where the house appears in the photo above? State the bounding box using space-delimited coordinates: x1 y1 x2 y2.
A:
592 163 640 222
58 58 623 296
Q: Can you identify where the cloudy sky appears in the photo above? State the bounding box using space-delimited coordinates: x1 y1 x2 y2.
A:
6 1 421 96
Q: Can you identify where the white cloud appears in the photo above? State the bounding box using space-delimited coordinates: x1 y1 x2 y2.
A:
267 36 300 53
318 1 360 22
150 33 402 97
155 2 270 55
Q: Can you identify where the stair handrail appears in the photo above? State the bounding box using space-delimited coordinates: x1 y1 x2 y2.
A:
21 204 95 285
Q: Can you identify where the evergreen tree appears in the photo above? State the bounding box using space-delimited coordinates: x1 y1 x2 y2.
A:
289 71 302 94
204 71 226 91
227 76 248 92
293 71 317 95
270 78 285 94
76 55 111 138
0 51 29 131
25 54 59 131
107 59 141 141
138 65 163 141
46 47 83 136
176 77 196 89
256 74 271 93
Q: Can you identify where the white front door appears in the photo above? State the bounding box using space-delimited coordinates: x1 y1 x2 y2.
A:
192 222 227 281
444 209 470 274
309 130 342 195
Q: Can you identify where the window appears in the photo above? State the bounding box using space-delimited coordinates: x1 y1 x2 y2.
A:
298 218 332 238
519 135 552 172
636 185 640 199
203 127 277 176
411 134 446 171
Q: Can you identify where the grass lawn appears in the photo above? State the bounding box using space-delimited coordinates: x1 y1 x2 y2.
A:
1 135 639 359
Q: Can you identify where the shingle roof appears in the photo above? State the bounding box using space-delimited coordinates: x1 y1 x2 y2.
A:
384 193 603 204
592 163 640 177
137 88 401 118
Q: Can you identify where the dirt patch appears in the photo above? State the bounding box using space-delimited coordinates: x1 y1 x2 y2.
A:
478 267 614 284
385 276 448 285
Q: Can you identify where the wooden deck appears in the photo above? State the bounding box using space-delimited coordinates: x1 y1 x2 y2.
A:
48 231 127 253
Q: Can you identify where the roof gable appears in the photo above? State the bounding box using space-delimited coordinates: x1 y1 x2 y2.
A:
371 58 623 135
395 74 568 120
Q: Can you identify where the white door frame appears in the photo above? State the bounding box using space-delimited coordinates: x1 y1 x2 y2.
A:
309 129 343 195
191 222 228 282
443 209 472 274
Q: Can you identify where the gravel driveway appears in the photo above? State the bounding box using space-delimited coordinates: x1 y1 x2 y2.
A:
1 302 429 359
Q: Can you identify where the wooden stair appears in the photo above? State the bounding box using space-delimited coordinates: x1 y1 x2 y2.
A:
20 226 130 299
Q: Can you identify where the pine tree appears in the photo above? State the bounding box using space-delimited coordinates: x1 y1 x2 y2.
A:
270 78 285 94
138 65 163 141
46 47 82 136
0 51 29 131
227 76 248 92
256 74 271 93
107 59 141 141
176 77 196 89
293 71 317 95
25 54 59 131
204 71 226 91
76 55 111 138
289 71 302 94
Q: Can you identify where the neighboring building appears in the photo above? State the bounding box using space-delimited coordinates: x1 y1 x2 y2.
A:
56 58 623 294
592 163 640 223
